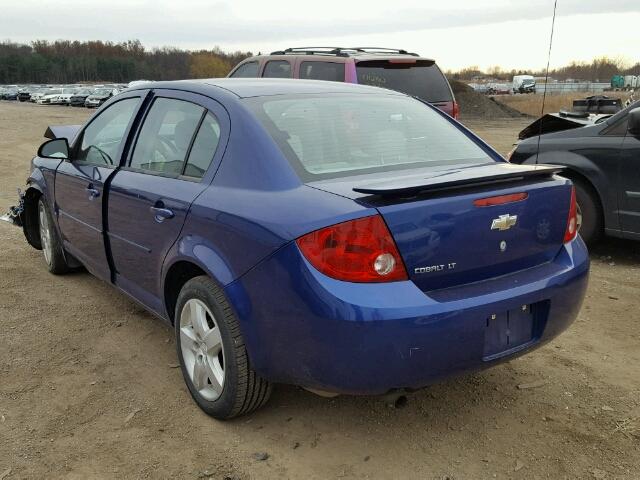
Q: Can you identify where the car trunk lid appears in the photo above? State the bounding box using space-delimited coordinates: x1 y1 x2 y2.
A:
309 162 571 292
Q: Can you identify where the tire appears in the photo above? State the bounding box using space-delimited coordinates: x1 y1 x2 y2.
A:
174 276 272 419
37 198 70 274
573 179 602 245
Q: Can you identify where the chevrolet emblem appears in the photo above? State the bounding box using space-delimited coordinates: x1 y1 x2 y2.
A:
491 214 518 231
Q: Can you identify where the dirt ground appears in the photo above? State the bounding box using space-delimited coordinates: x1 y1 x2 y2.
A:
1 102 639 480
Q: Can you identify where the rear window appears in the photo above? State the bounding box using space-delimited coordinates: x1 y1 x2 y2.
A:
299 62 345 82
356 60 452 103
247 94 490 181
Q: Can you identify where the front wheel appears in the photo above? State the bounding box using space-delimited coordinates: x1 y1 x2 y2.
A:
573 179 603 245
175 276 272 419
38 198 69 274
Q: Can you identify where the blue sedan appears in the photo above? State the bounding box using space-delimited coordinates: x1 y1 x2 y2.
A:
10 79 589 419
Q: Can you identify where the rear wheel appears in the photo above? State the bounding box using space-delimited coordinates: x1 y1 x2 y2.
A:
38 198 69 274
175 276 272 419
573 179 602 245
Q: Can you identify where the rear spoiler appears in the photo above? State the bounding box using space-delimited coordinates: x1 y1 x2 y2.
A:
44 125 81 141
352 164 564 196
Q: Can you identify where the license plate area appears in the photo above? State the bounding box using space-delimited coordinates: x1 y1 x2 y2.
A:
483 301 547 360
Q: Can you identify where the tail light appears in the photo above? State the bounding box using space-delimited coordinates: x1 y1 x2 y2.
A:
452 101 460 120
563 186 578 243
296 215 408 282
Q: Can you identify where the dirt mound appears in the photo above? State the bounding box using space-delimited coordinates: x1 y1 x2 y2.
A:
450 80 528 119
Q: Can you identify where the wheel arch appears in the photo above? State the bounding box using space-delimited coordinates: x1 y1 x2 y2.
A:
523 150 614 230
559 167 605 220
560 167 603 200
162 236 236 324
163 260 208 324
22 184 44 249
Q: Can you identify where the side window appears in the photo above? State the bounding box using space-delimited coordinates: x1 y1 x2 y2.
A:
603 115 629 136
229 62 259 78
183 113 221 179
299 62 345 82
130 98 204 176
263 61 292 79
75 98 139 165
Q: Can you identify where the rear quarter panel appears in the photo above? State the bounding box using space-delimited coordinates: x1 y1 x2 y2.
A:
163 99 373 290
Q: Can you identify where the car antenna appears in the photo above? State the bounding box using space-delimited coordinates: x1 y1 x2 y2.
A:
535 0 558 166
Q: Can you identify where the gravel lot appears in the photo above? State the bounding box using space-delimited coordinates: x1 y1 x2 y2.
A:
1 102 639 479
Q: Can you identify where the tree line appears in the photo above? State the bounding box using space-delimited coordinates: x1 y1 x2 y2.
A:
0 39 252 84
448 56 640 82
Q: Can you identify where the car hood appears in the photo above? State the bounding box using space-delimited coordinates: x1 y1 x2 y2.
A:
518 113 609 140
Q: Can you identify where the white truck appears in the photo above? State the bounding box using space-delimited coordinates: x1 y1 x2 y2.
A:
624 75 638 89
512 75 536 94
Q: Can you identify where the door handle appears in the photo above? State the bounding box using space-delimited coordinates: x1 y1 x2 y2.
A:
86 185 100 199
150 206 175 223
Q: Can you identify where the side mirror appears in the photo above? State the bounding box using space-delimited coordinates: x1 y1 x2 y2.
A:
629 108 640 136
38 138 70 160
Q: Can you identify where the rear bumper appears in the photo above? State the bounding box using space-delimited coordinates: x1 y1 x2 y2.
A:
226 238 589 394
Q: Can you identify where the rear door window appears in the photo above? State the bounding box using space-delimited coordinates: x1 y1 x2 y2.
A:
229 62 259 78
299 62 345 82
356 60 452 103
130 98 204 176
183 113 221 179
263 61 292 78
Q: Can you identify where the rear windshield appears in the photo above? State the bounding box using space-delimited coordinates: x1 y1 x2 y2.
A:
247 94 490 181
356 60 452 103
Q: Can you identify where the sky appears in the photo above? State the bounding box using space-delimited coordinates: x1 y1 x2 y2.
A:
1 0 639 71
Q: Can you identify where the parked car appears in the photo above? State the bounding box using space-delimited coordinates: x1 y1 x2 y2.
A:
18 87 35 102
1 86 19 100
57 88 79 105
36 88 72 105
227 47 459 119
69 88 94 107
29 88 48 103
509 100 640 244
8 79 589 419
512 75 536 94
84 88 117 108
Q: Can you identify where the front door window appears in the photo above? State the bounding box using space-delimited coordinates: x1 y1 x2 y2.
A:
74 98 139 166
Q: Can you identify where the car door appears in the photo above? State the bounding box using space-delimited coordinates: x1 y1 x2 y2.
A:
54 93 145 280
107 90 228 313
618 116 640 235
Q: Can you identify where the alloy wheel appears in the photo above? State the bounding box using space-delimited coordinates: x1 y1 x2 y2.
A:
179 298 225 401
576 202 583 232
38 202 52 266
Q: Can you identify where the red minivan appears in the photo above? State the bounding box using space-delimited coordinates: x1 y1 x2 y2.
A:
227 47 459 119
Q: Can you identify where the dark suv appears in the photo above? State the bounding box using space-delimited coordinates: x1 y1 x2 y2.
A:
227 47 458 119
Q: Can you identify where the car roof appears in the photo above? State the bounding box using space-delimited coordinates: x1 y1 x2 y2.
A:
129 78 407 99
